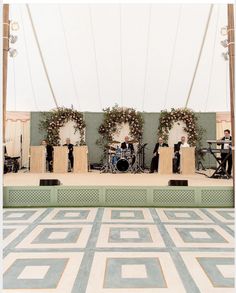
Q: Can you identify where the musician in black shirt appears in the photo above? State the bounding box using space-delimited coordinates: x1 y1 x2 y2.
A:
121 136 134 154
63 138 74 171
121 136 135 165
42 139 53 172
219 129 232 176
149 137 168 173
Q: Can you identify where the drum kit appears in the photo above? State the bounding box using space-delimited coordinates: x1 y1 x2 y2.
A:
100 139 147 174
4 155 20 174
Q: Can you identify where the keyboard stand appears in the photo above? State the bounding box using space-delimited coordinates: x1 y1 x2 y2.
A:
210 149 231 179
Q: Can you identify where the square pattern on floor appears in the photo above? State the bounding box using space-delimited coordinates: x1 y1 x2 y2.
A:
3 207 234 292
3 252 83 293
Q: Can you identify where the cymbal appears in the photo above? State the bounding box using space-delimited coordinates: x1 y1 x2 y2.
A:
128 139 139 143
105 145 116 151
110 140 120 144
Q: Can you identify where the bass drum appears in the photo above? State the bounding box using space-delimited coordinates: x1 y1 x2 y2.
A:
116 158 129 172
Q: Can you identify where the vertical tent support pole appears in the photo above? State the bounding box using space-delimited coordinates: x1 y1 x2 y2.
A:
3 4 9 143
227 4 235 184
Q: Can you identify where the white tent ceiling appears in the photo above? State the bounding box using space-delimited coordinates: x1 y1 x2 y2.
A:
7 3 230 112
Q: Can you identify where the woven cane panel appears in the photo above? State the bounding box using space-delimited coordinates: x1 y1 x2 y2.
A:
153 189 195 205
201 189 234 206
8 189 51 205
105 189 147 206
57 189 100 206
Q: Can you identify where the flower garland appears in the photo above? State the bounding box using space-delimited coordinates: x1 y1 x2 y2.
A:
39 107 86 146
158 108 205 146
98 105 144 144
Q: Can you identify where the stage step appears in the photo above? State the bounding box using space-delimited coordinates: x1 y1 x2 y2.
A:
3 186 234 208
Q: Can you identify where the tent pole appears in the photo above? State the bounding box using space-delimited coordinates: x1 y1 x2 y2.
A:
227 4 235 181
3 4 9 144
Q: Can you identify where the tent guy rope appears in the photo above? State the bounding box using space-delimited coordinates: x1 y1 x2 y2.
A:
26 4 59 108
185 4 214 108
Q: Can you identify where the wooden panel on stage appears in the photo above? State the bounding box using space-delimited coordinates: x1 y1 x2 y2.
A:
30 146 46 173
159 147 174 174
73 146 88 173
180 147 196 175
53 146 68 173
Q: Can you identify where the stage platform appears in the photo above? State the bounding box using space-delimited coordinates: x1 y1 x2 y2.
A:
3 171 234 208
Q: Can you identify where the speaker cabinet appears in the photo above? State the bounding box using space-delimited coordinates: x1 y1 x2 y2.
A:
39 179 61 186
168 180 188 186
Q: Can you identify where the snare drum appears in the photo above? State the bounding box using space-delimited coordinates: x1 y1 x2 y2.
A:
124 149 131 158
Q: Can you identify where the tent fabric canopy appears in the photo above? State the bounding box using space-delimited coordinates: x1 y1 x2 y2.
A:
7 3 230 112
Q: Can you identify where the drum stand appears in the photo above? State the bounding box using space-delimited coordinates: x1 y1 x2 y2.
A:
100 151 116 173
132 148 144 174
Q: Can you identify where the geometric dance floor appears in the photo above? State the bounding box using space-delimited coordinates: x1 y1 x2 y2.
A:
3 207 234 292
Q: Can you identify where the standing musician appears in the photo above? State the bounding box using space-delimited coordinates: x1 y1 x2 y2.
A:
173 135 189 173
121 136 135 164
149 137 168 173
41 139 53 172
63 138 74 171
218 129 232 176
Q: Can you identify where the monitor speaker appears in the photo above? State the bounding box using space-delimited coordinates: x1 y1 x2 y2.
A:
168 180 188 186
39 179 61 186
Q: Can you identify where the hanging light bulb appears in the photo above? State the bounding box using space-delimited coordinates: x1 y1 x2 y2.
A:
222 52 229 61
10 21 19 31
9 48 18 57
10 35 18 44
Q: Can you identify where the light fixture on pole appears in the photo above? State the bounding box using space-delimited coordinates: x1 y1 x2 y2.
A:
10 21 19 31
221 26 228 36
222 52 229 61
9 34 18 44
221 26 235 36
9 48 18 57
221 39 228 47
221 39 235 48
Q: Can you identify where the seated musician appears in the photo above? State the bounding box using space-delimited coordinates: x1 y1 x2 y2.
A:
149 137 168 173
218 129 232 176
63 138 74 171
173 136 189 173
121 136 135 164
41 139 53 172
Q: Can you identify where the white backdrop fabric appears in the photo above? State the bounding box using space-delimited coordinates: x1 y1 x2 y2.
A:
168 121 188 147
59 120 82 145
7 3 230 113
5 112 30 167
